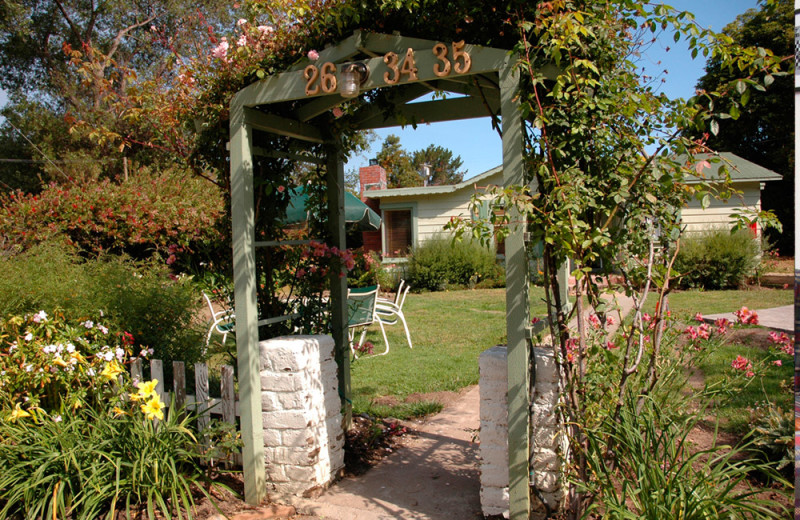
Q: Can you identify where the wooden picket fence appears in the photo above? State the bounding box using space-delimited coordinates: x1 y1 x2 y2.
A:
130 358 242 465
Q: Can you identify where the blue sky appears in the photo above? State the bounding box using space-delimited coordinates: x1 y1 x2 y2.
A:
345 0 761 180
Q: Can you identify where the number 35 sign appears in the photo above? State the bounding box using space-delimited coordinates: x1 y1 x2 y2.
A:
303 41 472 97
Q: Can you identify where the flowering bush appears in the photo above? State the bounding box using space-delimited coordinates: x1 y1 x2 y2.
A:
0 310 226 518
346 248 384 288
0 310 153 420
0 168 225 268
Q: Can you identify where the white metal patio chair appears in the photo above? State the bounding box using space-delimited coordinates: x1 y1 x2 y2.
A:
374 282 413 351
347 285 389 358
203 291 235 348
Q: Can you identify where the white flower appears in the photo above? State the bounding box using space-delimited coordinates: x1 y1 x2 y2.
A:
33 310 48 323
115 347 125 361
25 364 33 372
237 34 248 47
52 415 62 423
43 344 57 354
237 18 247 26
8 342 16 352
98 324 108 335
257 25 274 36
66 343 75 353
24 332 33 342
82 320 94 329
102 351 114 362
87 368 96 377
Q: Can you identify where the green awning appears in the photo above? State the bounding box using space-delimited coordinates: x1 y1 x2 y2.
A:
285 187 382 231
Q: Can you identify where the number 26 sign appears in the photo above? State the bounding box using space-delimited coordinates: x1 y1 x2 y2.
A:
303 41 472 96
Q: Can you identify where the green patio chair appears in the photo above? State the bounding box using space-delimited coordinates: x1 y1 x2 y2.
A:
347 285 389 358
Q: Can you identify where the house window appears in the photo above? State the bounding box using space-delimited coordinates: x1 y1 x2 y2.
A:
384 209 412 257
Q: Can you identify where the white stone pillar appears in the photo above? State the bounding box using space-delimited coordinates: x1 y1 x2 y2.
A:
479 345 562 518
259 335 344 500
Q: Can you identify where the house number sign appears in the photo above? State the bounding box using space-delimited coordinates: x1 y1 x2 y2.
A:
303 41 472 96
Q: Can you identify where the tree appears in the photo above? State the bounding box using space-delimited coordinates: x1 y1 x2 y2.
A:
411 145 465 186
695 0 794 254
376 134 421 188
0 0 231 190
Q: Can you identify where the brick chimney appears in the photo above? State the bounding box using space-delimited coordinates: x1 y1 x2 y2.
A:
359 159 388 199
359 159 385 255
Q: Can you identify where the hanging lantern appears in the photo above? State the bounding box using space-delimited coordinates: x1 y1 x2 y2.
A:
339 62 369 98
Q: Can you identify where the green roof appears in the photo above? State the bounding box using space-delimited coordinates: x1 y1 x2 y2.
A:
363 165 503 199
680 152 782 183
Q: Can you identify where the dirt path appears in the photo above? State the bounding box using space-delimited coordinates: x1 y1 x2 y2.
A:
294 386 483 520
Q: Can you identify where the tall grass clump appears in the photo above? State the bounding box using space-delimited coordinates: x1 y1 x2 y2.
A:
406 234 502 291
578 394 789 519
674 229 760 289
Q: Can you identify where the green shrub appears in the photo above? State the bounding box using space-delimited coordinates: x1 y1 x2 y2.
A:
674 229 759 289
0 241 205 367
406 235 502 291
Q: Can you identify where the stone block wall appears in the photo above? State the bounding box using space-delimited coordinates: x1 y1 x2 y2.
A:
259 335 344 501
478 346 510 517
478 345 562 518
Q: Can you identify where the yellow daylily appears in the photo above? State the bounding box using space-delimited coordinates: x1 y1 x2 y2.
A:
136 379 159 399
100 361 122 381
112 406 128 417
9 403 31 422
53 356 69 368
140 395 165 421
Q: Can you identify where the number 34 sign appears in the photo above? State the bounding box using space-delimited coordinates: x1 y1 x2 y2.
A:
303 41 472 96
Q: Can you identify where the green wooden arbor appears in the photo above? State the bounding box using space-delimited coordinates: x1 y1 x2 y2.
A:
228 31 554 518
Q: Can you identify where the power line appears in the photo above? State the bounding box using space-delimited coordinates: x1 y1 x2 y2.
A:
4 119 69 179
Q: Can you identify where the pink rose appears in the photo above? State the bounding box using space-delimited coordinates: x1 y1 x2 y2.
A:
308 49 320 60
211 38 229 61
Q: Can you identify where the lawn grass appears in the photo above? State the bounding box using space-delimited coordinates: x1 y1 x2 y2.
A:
644 286 792 317
350 287 549 417
351 286 793 424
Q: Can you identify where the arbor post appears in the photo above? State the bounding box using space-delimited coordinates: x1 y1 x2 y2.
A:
501 57 531 520
229 105 267 505
326 141 352 429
